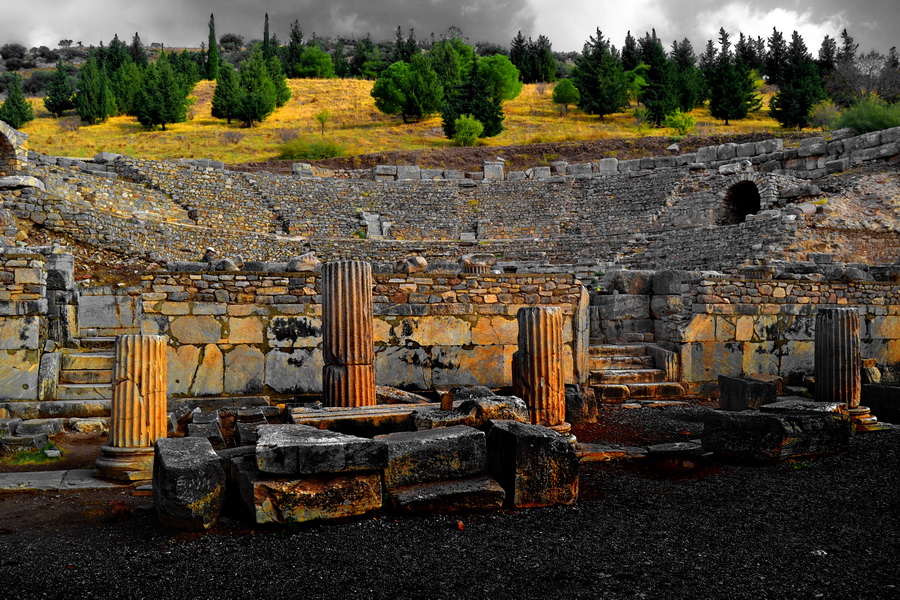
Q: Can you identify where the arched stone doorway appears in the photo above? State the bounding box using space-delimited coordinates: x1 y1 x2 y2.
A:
720 180 761 224
0 120 27 176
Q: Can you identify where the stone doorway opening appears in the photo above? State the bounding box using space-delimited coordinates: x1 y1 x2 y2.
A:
720 181 761 224
0 128 15 177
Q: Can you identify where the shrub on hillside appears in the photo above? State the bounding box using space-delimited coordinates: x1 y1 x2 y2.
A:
453 114 483 146
833 98 900 133
278 137 346 160
663 109 696 136
808 100 841 131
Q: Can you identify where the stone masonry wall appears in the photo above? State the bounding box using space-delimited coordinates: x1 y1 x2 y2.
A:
138 271 584 398
0 250 47 400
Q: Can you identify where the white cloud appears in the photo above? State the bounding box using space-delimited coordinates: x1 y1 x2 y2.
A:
694 3 847 48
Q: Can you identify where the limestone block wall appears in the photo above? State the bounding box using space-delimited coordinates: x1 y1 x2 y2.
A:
654 277 900 389
78 286 142 337
0 250 47 400
138 270 584 398
0 120 28 176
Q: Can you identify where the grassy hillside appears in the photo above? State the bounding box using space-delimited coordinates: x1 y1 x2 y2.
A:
19 79 784 163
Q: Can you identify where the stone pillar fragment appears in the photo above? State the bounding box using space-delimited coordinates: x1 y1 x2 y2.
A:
96 334 168 480
814 308 885 431
459 253 496 274
321 260 375 407
513 307 571 441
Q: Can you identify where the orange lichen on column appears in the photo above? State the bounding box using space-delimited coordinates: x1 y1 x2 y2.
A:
321 260 375 407
514 307 566 428
814 308 861 407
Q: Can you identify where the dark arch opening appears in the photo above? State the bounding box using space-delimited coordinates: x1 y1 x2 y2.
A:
719 181 761 225
0 130 15 177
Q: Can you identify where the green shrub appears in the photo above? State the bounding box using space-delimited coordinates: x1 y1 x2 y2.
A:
278 137 346 160
833 97 900 133
453 114 483 147
663 109 696 136
808 100 841 131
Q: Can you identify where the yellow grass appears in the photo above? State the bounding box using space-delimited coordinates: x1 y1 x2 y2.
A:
19 80 785 163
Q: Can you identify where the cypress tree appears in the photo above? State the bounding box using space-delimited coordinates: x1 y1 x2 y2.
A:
211 61 241 123
770 31 825 129
75 56 115 124
135 53 188 130
206 14 219 80
0 73 35 128
571 29 628 118
129 32 149 66
283 21 304 77
237 46 277 126
109 61 143 115
442 60 503 139
708 28 761 125
638 31 676 125
43 58 75 117
267 55 292 107
263 13 272 60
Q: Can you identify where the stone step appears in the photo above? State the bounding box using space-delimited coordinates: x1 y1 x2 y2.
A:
589 355 655 370
590 369 666 384
56 383 113 401
588 344 647 357
79 337 116 350
0 400 111 419
61 352 114 371
593 382 686 402
59 369 113 385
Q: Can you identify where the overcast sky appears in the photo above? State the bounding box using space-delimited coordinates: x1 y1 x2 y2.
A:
3 0 897 55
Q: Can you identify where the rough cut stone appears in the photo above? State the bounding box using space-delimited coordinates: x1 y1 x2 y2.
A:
612 270 654 295
375 425 486 489
233 455 382 524
486 420 579 508
16 418 63 436
701 410 851 461
413 396 529 430
718 375 778 411
255 424 387 475
187 422 226 450
387 475 505 513
565 385 598 423
153 437 226 531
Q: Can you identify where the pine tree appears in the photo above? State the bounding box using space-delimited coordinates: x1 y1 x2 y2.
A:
551 78 579 114
837 29 858 62
621 31 640 72
530 35 556 83
0 73 35 128
372 54 443 122
770 31 825 129
135 53 188 130
206 14 219 80
263 13 272 60
129 32 149 66
331 42 350 78
43 58 75 117
211 61 241 123
765 28 788 87
571 29 628 118
442 60 504 139
817 35 838 75
237 47 277 126
75 56 115 124
391 27 418 63
109 61 143 115
267 56 291 107
509 31 528 79
637 31 676 125
106 34 130 72
671 39 704 112
708 28 761 125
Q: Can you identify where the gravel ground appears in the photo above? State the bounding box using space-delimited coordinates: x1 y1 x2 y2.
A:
1 407 898 600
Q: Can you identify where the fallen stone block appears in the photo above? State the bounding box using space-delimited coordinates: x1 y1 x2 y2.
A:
256 424 387 475
153 437 226 531
16 418 64 436
233 456 382 524
0 418 22 436
388 475 505 513
565 385 598 424
187 422 225 450
413 396 529 431
718 375 779 411
486 421 579 508
701 409 851 461
376 425 486 489
71 418 106 433
376 385 431 405
236 421 262 446
0 434 48 455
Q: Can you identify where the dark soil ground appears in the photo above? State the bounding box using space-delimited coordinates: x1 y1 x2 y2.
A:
1 406 898 599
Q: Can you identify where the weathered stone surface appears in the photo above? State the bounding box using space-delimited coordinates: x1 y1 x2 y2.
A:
264 348 323 394
718 375 778 411
376 425 486 489
187 422 225 450
153 437 225 531
255 424 387 475
612 270 654 295
387 475 505 513
565 385 598 423
486 420 579 508
286 252 321 272
375 385 431 405
0 350 40 400
16 418 63 436
514 306 566 427
593 294 650 320
234 457 382 524
413 396 529 430
701 410 851 460
224 345 264 395
170 316 221 344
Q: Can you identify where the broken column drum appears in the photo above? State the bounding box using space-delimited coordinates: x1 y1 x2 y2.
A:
814 308 861 407
321 260 376 407
514 307 570 438
95 334 168 481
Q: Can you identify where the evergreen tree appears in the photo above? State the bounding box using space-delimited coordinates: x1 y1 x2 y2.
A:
109 61 143 115
551 78 579 114
267 55 291 106
75 56 115 124
106 34 130 72
671 39 704 112
43 58 75 117
206 14 219 80
708 28 761 125
765 27 787 86
529 35 556 83
429 38 466 92
392 27 418 63
837 29 858 62
135 53 188 130
211 61 241 123
477 54 522 102
571 29 628 118
371 54 443 122
295 43 335 78
770 31 826 129
442 60 504 139
0 73 35 128
621 31 640 72
331 42 350 78
130 32 149 66
509 31 528 79
637 31 676 124
283 21 304 76
263 13 272 60
237 47 277 126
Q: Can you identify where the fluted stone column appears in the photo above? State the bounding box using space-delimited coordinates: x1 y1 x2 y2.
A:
459 253 495 274
815 308 882 431
96 335 168 480
321 260 375 407
514 307 572 441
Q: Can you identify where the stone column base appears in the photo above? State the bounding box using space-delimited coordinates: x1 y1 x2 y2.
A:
849 407 893 433
95 445 155 481
323 364 376 407
549 422 577 446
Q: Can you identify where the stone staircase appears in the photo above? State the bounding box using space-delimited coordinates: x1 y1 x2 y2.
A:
588 342 686 403
57 337 115 404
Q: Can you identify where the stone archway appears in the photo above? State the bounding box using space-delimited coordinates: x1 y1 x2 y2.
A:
717 173 777 225
0 120 28 176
